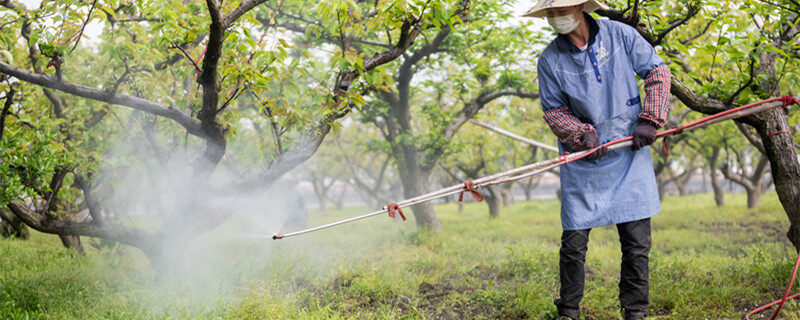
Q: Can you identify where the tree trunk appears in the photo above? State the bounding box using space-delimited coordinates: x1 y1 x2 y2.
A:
752 112 800 248
485 185 502 217
409 201 440 230
0 208 30 239
654 154 668 201
318 196 327 212
523 185 532 201
746 188 762 209
501 183 514 207
328 184 346 210
397 162 441 232
310 177 328 213
521 176 540 201
58 234 84 254
657 177 669 201
708 146 725 206
674 168 693 196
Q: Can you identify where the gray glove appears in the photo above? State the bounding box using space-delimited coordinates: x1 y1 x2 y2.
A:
632 120 658 150
581 130 607 160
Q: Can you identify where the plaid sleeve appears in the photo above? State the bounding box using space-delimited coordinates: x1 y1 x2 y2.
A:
639 65 672 128
543 106 595 151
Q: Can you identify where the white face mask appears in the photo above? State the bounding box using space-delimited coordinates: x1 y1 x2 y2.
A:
547 14 581 34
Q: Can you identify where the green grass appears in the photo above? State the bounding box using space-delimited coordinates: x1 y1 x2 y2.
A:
1 192 799 319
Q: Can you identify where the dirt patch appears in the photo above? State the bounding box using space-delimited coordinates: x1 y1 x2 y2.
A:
702 220 787 243
308 265 530 319
413 266 528 319
331 274 354 289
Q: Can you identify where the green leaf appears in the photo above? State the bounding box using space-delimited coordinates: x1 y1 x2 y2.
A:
672 42 690 56
39 43 56 56
0 50 12 63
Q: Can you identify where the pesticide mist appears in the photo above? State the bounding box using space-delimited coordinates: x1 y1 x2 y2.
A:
85 125 399 315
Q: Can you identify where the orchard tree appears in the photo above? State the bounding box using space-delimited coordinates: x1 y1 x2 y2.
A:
298 140 347 212
0 0 468 267
441 121 509 217
719 138 773 208
331 129 400 208
685 123 733 207
354 2 540 231
253 1 538 230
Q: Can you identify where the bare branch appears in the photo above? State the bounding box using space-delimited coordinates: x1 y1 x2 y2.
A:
737 122 766 154
0 0 22 11
234 19 430 191
83 106 108 128
679 20 713 45
720 161 754 190
271 20 392 49
0 87 14 141
398 28 451 98
70 0 98 52
7 201 153 248
0 61 203 136
173 44 202 73
190 0 229 174
653 4 701 46
724 52 757 105
753 0 800 14
222 0 271 28
420 88 540 172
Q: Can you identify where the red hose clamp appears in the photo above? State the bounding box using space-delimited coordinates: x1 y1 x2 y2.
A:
459 181 484 202
386 203 406 221
662 125 686 158
558 151 570 163
767 130 791 139
781 95 799 108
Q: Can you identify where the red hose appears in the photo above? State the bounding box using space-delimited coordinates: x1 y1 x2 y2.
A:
746 250 800 319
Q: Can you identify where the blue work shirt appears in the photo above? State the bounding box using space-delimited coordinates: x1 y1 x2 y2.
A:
537 14 664 230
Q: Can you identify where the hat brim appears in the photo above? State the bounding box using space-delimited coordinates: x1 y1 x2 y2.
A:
522 0 610 18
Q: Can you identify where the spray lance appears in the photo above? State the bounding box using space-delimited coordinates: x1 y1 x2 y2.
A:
273 95 799 240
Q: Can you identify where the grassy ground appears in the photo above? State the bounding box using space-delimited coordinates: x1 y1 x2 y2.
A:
1 192 800 319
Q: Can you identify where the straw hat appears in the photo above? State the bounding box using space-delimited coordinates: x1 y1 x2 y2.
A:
522 0 610 18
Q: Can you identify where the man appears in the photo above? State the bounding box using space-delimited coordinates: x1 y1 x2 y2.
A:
524 1 671 319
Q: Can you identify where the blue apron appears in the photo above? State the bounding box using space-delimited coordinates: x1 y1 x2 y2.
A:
537 15 664 230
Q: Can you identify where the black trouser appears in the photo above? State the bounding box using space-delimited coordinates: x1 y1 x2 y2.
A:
554 218 651 319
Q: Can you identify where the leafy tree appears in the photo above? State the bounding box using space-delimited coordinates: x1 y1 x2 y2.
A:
718 127 773 208
683 120 735 207
441 119 510 217
0 0 465 267
331 128 401 208
353 1 541 230
297 140 348 212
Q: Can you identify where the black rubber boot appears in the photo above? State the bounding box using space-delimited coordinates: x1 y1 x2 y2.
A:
623 309 647 320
